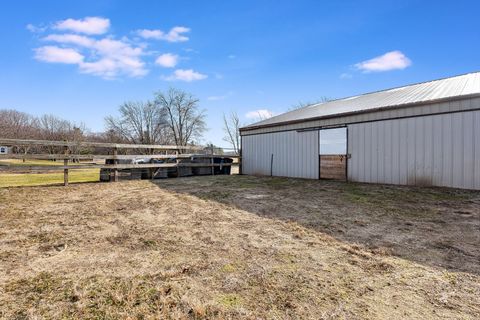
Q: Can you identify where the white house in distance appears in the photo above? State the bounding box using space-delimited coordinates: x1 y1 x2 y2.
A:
240 72 480 190
0 146 9 155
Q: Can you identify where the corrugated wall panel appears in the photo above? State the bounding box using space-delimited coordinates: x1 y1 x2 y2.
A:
475 112 480 189
242 130 319 179
348 110 480 189
463 112 474 189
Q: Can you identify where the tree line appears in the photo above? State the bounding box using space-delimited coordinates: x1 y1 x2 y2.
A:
1 87 242 155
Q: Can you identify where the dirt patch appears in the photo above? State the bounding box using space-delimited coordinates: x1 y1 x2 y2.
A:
0 176 479 319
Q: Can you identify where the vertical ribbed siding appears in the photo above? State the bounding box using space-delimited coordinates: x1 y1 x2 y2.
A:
242 130 318 179
348 110 480 189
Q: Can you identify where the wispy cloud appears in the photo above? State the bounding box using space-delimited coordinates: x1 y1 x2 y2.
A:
245 109 274 120
162 69 207 82
340 73 353 79
355 50 412 72
228 54 236 59
54 17 110 35
26 23 47 33
207 91 233 101
43 34 95 47
34 46 84 64
137 26 190 42
155 53 179 68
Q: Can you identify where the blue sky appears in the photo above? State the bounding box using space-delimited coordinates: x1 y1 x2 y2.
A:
0 0 479 146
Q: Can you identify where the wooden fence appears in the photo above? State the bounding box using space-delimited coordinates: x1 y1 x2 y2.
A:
0 138 241 186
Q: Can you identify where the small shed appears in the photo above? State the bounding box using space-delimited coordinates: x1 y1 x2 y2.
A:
0 146 9 154
240 72 480 190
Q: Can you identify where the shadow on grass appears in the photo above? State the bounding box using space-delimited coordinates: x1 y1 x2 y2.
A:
150 174 480 276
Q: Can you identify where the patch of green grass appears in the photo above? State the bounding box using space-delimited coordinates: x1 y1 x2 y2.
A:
5 272 74 303
0 169 99 188
197 190 233 202
0 159 87 166
217 294 242 308
342 183 372 204
220 263 237 273
140 238 158 249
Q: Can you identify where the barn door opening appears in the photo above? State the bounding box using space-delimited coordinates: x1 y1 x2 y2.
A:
319 127 347 180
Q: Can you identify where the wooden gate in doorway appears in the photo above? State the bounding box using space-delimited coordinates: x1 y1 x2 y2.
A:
319 155 347 180
319 127 347 181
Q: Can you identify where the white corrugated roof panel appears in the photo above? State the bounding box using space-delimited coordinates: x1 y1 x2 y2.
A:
243 72 480 129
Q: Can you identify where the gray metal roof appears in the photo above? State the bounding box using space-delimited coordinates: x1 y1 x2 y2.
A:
242 72 480 130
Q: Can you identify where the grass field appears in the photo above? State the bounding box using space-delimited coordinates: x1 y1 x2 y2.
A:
0 159 100 187
0 176 479 319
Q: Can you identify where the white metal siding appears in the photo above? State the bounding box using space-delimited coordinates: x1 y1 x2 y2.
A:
348 110 480 189
242 130 318 179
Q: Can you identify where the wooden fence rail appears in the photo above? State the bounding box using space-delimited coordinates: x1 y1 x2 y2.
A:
0 138 205 150
0 138 241 186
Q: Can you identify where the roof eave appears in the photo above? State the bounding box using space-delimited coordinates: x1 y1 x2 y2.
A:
239 93 480 132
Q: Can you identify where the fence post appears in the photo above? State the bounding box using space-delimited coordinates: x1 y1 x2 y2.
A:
63 144 69 186
239 148 242 175
211 146 214 175
113 147 119 182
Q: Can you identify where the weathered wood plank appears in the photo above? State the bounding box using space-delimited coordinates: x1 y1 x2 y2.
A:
0 153 241 160
0 163 235 172
0 138 204 150
320 155 347 180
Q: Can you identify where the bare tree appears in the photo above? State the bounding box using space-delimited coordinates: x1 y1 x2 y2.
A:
0 110 40 159
155 88 206 149
105 101 171 146
38 114 74 141
37 114 86 156
0 109 89 159
0 109 37 139
222 111 241 155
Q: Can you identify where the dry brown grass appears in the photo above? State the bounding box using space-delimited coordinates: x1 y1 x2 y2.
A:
0 175 479 319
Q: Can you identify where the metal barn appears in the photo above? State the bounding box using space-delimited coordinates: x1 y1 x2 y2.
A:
239 72 480 190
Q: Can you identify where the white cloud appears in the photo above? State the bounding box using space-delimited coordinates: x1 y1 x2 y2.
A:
245 109 274 120
34 46 84 64
163 69 207 82
31 17 197 80
228 54 236 59
54 17 110 35
43 34 95 47
79 58 147 79
82 38 147 78
26 23 47 33
155 53 179 68
355 50 412 72
41 34 147 79
340 73 353 79
137 26 190 42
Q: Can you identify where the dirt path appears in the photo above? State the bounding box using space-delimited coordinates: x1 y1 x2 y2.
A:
0 176 479 319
